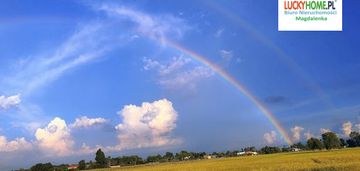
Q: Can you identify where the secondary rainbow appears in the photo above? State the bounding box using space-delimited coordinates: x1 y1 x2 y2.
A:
165 39 293 145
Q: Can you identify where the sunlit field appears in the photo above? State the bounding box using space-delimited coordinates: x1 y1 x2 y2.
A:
93 148 360 171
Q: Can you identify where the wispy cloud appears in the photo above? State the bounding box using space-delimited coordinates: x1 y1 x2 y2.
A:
304 131 315 140
70 116 108 129
143 56 213 89
356 123 360 132
143 56 191 76
100 5 213 90
264 96 289 105
99 5 190 44
214 28 224 38
0 94 21 110
2 23 112 96
0 20 130 132
219 49 233 62
320 128 331 134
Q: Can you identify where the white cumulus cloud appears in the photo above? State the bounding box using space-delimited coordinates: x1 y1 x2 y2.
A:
263 131 276 144
342 121 352 137
0 94 21 110
112 99 180 150
291 126 304 142
35 117 74 156
70 116 108 129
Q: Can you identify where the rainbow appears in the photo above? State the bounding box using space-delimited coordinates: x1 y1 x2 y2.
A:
165 39 293 145
204 1 334 110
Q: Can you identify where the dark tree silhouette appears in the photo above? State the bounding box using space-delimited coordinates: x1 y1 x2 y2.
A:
95 149 107 168
322 132 341 149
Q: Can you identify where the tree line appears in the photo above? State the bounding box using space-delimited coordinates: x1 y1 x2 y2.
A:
17 131 360 171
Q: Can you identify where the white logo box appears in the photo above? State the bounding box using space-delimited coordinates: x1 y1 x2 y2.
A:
278 0 342 31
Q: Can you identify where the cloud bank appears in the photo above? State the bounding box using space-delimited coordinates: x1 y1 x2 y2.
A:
0 136 32 152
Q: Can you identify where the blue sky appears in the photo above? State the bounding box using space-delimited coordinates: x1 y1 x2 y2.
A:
0 0 360 169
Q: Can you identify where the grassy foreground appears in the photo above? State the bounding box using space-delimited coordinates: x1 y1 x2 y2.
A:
94 148 360 171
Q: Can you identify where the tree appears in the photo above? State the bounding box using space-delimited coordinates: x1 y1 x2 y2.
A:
146 154 162 163
89 160 95 169
95 148 107 168
281 146 291 152
244 146 256 152
291 142 306 150
163 152 174 161
346 132 360 147
175 150 192 161
339 138 347 147
260 146 281 154
30 163 53 171
350 132 360 146
78 160 86 170
307 138 324 150
322 132 341 149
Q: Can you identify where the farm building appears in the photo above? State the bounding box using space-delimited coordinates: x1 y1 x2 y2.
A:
67 164 78 170
237 151 257 156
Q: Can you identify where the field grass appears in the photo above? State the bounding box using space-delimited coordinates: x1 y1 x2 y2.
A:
93 148 360 171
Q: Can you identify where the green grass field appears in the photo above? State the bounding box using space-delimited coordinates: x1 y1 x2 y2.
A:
94 148 360 171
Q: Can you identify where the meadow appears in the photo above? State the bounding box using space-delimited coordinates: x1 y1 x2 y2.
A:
93 148 360 171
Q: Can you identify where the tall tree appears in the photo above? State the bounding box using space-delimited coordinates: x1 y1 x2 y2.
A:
78 160 86 170
307 137 324 150
95 149 107 168
347 131 360 147
322 132 341 149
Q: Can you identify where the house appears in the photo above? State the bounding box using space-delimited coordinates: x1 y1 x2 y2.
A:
291 148 301 152
110 165 121 168
236 151 245 156
237 151 258 156
203 155 212 159
67 165 78 170
184 156 191 160
245 151 258 156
